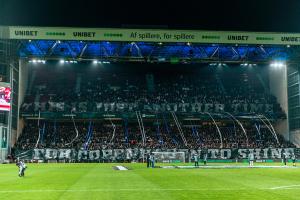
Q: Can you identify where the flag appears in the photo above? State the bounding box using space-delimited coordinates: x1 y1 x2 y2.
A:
40 122 46 144
163 113 177 145
84 121 93 150
124 119 129 143
156 123 163 144
53 120 57 144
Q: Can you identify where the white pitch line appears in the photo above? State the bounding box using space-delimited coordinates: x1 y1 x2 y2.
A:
269 185 300 190
0 188 250 193
3 186 300 193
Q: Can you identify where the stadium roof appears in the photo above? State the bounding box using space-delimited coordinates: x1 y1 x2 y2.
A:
2 26 300 63
18 40 295 63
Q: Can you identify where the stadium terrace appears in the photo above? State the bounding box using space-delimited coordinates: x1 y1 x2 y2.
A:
0 25 299 163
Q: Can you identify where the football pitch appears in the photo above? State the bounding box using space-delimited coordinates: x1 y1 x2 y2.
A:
1 163 300 200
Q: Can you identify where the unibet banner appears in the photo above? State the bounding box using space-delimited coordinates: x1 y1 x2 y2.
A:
2 26 300 45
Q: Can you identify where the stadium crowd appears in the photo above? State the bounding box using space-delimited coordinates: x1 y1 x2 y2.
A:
15 63 293 151
21 64 284 116
15 120 295 150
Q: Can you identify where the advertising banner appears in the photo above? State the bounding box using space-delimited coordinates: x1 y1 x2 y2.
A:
0 26 300 45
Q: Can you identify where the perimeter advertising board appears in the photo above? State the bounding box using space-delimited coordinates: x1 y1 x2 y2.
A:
0 82 11 112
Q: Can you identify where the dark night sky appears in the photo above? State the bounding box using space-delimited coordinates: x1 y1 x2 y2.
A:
1 0 300 32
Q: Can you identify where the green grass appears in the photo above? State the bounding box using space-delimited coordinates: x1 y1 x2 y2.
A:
1 163 300 200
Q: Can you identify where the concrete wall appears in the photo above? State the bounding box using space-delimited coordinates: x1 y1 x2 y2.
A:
290 130 300 147
17 60 29 139
268 65 289 141
18 60 29 110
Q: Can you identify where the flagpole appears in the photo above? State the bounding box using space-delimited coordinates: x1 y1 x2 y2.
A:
35 110 41 148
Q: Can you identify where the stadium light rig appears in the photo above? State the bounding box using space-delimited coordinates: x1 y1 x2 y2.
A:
93 60 110 64
270 61 286 68
59 59 78 64
158 58 166 62
29 59 46 64
209 63 226 67
240 63 257 67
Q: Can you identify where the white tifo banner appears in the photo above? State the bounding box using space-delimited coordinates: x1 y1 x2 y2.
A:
152 152 185 163
26 148 296 162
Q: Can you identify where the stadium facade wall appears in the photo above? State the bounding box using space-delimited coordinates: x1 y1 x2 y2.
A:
18 60 29 110
11 128 17 149
17 60 29 140
10 59 19 154
268 64 289 141
0 39 14 161
290 130 300 148
287 64 300 145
